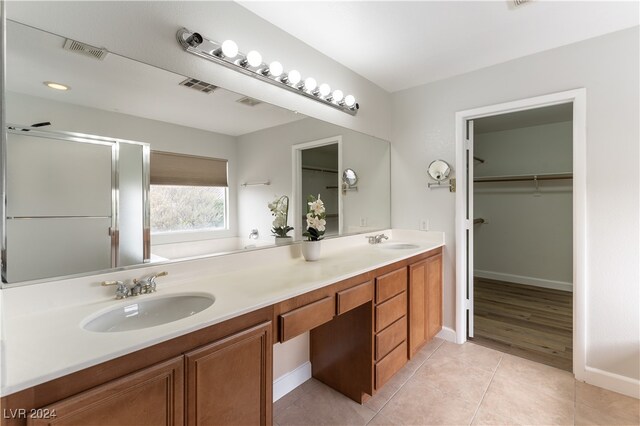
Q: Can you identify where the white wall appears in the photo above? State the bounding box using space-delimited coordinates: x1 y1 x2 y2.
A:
474 121 573 177
6 1 391 140
6 92 239 238
474 122 573 290
391 27 639 382
236 117 390 242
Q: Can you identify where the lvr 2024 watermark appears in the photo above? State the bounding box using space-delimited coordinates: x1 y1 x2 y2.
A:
3 408 57 419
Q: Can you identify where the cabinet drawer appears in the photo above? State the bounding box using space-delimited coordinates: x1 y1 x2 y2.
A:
375 341 408 390
375 291 407 332
337 280 373 315
376 267 407 303
279 296 335 342
375 316 407 360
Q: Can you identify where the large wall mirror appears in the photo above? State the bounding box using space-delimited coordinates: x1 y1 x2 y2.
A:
1 19 391 286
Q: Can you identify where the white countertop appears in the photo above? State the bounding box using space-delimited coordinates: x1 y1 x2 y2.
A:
0 229 444 396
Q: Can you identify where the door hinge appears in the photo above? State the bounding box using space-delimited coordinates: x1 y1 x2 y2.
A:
465 299 472 310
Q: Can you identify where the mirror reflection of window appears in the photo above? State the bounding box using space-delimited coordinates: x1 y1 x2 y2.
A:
150 185 226 232
149 151 229 234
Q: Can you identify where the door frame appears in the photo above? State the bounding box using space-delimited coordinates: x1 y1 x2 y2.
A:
291 136 343 240
454 88 587 379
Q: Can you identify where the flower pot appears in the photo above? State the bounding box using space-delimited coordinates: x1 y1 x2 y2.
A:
301 240 321 261
275 236 293 246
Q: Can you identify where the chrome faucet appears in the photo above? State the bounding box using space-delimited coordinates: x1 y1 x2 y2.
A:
133 271 169 294
101 271 168 299
366 233 389 245
249 228 259 240
375 233 389 244
101 280 130 299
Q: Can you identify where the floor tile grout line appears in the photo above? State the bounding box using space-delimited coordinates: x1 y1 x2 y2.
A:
366 339 446 424
468 342 578 406
467 353 505 425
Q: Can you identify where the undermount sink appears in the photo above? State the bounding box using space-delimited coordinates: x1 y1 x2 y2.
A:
378 242 420 250
82 293 215 333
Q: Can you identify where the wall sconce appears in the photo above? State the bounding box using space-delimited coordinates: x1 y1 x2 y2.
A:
176 28 359 116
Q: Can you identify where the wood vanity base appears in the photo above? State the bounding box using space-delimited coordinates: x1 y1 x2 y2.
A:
1 247 442 426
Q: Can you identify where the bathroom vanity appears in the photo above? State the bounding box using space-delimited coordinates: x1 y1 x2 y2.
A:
0 234 443 426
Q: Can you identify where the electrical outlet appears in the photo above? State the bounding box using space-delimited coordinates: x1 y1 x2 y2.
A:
420 219 429 231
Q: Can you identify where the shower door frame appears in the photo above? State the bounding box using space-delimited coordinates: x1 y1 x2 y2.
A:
454 88 587 380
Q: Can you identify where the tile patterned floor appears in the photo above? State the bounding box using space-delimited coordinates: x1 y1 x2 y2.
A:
274 339 640 426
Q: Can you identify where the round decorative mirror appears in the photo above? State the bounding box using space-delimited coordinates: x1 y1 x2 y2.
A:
342 168 358 187
427 160 451 182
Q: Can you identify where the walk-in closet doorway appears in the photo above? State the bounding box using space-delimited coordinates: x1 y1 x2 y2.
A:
454 89 587 378
471 104 574 371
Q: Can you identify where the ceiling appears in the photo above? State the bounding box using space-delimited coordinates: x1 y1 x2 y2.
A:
239 1 640 92
6 20 304 137
474 103 573 134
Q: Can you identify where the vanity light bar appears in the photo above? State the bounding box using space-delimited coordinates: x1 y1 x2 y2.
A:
176 28 359 116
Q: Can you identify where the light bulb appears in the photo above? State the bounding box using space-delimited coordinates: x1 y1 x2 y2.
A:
221 40 238 58
287 70 301 85
246 50 262 67
332 89 344 102
44 81 70 91
318 83 331 97
268 61 283 77
304 77 317 92
344 95 356 107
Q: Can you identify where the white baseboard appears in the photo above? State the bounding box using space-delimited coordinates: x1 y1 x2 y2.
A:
273 361 312 402
437 326 457 343
475 270 572 292
580 366 640 399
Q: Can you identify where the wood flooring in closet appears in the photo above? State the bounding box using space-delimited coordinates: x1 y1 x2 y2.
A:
472 278 573 372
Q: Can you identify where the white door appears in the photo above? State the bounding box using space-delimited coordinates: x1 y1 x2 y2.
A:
466 120 475 338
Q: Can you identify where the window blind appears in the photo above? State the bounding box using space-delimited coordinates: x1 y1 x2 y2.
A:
150 151 228 187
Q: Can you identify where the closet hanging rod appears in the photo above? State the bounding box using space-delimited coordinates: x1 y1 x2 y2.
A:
301 166 338 173
473 218 485 225
474 173 573 183
473 156 485 164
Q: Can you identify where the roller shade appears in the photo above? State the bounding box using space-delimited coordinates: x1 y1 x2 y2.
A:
150 151 228 187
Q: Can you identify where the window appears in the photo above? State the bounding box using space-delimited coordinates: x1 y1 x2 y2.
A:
150 185 226 232
149 151 228 234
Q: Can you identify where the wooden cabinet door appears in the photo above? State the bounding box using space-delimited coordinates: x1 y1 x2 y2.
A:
426 254 443 340
408 261 428 357
185 321 272 426
28 357 184 426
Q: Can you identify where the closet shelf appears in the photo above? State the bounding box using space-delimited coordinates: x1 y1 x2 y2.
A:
474 172 573 183
302 166 338 174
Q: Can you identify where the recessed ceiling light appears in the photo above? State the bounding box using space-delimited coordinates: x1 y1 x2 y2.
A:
44 81 70 91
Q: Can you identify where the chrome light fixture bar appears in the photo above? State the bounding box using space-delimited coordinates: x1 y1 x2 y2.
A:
176 28 359 116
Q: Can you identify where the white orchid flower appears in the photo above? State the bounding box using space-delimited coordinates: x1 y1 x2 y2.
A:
308 198 325 214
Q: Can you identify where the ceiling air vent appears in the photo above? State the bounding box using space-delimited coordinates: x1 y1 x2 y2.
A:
63 38 109 60
512 0 531 6
179 78 217 94
236 96 262 107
